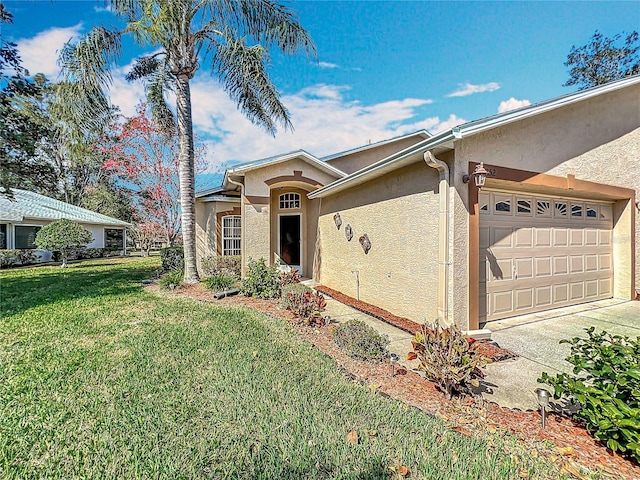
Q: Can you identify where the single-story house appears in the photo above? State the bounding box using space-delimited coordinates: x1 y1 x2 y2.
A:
0 189 130 262
196 75 639 333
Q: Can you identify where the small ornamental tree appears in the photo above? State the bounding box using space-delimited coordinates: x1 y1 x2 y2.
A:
35 218 93 268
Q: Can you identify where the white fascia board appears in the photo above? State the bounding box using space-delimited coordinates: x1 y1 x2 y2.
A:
309 131 456 199
227 150 346 178
321 129 431 162
199 196 242 203
456 75 640 138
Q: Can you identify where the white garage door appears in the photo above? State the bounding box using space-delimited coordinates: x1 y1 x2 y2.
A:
479 191 613 322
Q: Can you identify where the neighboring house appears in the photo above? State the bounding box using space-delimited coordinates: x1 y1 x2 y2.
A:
196 75 639 333
0 189 130 261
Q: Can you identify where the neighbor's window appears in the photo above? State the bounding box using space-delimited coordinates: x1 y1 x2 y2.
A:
15 225 41 249
105 228 123 249
279 192 300 209
222 215 241 256
0 223 7 249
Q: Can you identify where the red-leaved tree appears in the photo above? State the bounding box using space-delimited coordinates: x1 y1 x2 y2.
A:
100 103 206 248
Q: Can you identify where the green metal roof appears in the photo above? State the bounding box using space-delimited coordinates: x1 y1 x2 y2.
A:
0 189 130 226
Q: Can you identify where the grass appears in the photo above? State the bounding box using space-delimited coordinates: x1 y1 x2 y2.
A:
0 258 564 479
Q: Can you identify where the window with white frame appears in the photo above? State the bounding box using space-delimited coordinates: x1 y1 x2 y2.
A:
222 215 241 256
279 192 300 209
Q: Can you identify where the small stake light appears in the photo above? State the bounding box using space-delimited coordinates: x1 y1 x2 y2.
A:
389 353 399 377
463 162 488 189
535 387 551 429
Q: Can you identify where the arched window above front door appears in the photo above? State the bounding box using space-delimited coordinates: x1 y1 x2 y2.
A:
279 192 300 209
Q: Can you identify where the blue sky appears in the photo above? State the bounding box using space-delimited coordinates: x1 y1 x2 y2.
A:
3 0 639 188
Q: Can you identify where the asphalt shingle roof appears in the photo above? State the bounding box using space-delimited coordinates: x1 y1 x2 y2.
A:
0 189 130 226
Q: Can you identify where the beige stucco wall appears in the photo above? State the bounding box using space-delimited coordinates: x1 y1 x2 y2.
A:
195 199 240 272
326 135 426 174
452 83 640 326
317 161 441 323
242 157 341 273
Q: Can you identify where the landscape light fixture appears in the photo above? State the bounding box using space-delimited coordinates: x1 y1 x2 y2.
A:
534 387 551 429
463 162 488 189
389 353 399 377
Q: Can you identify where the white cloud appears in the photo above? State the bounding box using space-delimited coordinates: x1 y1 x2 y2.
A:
185 79 460 173
498 97 531 113
448 82 500 97
94 5 114 13
103 68 464 176
17 24 84 80
318 61 339 69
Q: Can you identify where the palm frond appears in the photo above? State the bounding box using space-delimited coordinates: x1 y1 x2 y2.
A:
202 0 316 58
211 32 291 135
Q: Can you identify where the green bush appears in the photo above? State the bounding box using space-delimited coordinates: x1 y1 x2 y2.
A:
203 273 237 293
201 255 241 277
240 258 280 299
284 289 327 326
159 269 183 290
0 249 38 268
280 283 311 308
538 328 640 462
410 324 488 399
34 219 93 268
333 319 390 361
160 247 184 272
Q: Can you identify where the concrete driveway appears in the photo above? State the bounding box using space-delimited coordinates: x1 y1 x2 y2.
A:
482 298 640 411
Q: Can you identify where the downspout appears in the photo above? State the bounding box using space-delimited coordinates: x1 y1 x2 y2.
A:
227 176 245 269
424 151 451 325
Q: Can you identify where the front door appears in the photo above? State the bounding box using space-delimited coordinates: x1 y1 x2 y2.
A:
279 214 301 273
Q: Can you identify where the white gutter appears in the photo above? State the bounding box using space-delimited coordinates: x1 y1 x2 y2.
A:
424 151 451 326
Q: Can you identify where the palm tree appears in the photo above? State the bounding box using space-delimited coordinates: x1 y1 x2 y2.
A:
59 0 315 282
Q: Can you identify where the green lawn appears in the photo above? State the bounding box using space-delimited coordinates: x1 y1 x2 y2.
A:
0 258 563 479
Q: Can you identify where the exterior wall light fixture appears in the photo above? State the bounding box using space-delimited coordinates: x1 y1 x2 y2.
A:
463 162 488 188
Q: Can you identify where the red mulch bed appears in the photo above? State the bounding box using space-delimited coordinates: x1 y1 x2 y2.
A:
316 285 517 363
149 283 639 479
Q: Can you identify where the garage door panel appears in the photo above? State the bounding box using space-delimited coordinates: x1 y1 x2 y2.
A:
515 228 533 247
570 230 583 246
569 256 584 274
535 257 552 277
553 256 569 275
585 280 598 298
534 228 551 247
482 191 613 321
553 229 568 246
515 288 533 310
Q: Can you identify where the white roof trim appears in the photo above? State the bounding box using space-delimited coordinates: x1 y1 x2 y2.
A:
198 195 241 203
309 131 454 199
321 130 430 162
309 75 640 199
227 150 346 178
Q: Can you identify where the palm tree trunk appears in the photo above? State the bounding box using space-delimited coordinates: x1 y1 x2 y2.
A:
175 74 199 283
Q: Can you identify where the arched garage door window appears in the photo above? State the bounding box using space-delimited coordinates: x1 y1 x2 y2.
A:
222 215 241 256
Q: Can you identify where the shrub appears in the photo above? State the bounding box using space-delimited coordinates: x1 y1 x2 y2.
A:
278 269 301 287
34 219 93 268
410 324 488 399
81 248 106 259
538 328 640 462
203 273 238 293
160 247 184 272
159 269 183 290
0 249 38 268
240 258 280 299
284 289 327 326
201 255 241 277
333 319 390 360
280 283 311 308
